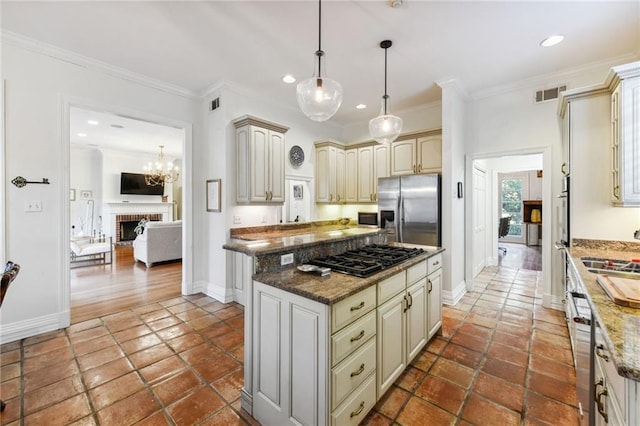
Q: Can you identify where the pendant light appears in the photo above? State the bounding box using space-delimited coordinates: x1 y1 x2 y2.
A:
296 0 343 122
369 40 402 144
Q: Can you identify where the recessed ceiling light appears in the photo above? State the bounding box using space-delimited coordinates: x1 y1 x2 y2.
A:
77 133 87 137
87 120 99 125
282 74 296 84
110 124 124 129
540 34 564 47
356 104 367 110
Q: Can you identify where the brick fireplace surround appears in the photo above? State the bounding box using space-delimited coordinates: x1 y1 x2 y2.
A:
115 214 162 243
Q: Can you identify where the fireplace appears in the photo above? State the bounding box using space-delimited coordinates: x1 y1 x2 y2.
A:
115 213 161 243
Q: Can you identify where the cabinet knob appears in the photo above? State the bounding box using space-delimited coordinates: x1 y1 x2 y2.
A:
561 162 567 176
613 185 620 199
337 194 341 202
413 165 416 174
418 164 422 173
330 193 333 202
594 378 608 423
595 344 609 362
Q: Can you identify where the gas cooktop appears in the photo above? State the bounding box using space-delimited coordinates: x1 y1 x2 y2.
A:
309 244 424 278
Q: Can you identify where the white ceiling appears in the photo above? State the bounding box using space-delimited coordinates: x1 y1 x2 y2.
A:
4 0 640 132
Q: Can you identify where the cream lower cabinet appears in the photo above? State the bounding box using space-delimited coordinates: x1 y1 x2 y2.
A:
593 322 639 426
427 253 443 339
251 256 443 426
377 261 428 396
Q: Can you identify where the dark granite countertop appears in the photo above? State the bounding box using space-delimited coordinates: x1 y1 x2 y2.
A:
253 246 445 305
566 239 640 382
223 226 386 256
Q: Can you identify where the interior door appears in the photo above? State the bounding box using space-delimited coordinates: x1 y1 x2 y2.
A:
472 166 487 277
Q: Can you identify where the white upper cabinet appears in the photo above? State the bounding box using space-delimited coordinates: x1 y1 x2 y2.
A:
357 146 374 203
345 149 358 203
234 115 289 204
315 141 347 203
390 134 442 176
609 63 640 206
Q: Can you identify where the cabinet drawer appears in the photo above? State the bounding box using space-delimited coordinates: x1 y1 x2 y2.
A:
332 310 376 366
331 337 376 410
407 260 427 284
595 342 626 421
332 285 376 332
378 271 406 305
331 372 376 426
427 254 442 275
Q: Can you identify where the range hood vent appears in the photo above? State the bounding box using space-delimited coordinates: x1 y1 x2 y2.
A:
535 85 567 103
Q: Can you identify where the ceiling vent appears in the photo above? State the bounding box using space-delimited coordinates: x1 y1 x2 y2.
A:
535 85 567 103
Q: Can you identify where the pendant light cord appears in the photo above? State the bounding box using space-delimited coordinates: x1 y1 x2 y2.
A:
383 45 388 115
316 0 323 79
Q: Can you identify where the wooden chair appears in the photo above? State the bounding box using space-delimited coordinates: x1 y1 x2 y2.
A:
0 261 20 412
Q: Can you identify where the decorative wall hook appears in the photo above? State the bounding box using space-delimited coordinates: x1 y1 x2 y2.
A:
11 176 50 188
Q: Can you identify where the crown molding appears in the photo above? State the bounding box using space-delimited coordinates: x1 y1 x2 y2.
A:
1 30 200 100
470 53 638 101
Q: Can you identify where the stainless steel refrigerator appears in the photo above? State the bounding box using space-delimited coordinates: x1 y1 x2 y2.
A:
378 174 441 246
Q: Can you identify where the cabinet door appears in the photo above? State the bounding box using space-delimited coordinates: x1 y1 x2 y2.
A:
427 268 442 339
617 76 640 205
417 136 442 173
269 131 285 202
316 146 331 203
373 144 390 201
335 148 346 203
358 146 374 202
377 291 406 396
406 278 427 362
390 140 416 176
562 103 571 177
611 84 620 202
345 149 358 203
250 127 270 202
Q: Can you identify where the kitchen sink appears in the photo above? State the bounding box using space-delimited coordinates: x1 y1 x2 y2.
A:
581 257 640 279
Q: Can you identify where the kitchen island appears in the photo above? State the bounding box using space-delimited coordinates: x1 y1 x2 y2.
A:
223 222 445 425
566 239 639 425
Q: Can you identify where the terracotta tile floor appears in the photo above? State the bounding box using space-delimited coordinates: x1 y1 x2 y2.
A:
0 266 579 425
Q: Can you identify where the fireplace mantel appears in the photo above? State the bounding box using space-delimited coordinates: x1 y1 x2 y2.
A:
103 202 173 237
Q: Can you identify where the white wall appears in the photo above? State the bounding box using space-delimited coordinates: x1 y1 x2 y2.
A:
1 41 199 343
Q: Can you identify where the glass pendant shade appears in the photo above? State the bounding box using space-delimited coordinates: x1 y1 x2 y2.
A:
297 0 342 122
370 39 402 144
369 100 403 144
297 75 343 122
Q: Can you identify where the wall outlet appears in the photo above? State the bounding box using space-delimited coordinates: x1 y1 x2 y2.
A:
261 215 267 223
280 253 294 266
233 216 241 224
25 200 42 212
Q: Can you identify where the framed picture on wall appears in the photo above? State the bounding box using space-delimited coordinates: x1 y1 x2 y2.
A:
206 179 221 212
293 184 303 200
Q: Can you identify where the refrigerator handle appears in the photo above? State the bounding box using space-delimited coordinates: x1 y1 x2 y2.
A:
397 195 403 243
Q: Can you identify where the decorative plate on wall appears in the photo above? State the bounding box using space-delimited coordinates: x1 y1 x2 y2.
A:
289 145 305 167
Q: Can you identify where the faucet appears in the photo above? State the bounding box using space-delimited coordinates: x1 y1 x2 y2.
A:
635 229 640 240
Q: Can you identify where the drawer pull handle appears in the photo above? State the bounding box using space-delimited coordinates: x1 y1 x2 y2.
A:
350 363 365 377
594 378 608 423
350 330 365 342
350 301 365 311
433 260 439 266
350 401 365 418
595 344 609 362
407 292 413 309
428 279 433 293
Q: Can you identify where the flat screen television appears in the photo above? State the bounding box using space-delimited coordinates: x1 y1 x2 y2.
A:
120 172 164 195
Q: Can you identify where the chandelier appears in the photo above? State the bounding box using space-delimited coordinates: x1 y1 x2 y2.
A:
296 0 343 122
143 145 179 187
369 40 403 144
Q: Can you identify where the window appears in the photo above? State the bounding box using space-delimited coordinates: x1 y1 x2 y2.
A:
501 178 523 238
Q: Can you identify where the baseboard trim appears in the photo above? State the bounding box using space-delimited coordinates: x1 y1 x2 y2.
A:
201 280 235 304
241 389 253 415
0 311 68 345
544 293 565 312
443 280 467 306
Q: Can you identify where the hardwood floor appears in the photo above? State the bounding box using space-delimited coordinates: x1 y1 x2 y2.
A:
498 242 542 271
70 245 182 324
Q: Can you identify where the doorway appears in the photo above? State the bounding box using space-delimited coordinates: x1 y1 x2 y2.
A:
466 150 551 306
64 101 192 324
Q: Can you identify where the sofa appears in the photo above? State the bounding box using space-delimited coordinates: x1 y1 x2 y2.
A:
70 236 113 268
133 220 182 267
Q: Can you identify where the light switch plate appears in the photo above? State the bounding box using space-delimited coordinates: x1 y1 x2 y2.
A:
25 200 42 212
